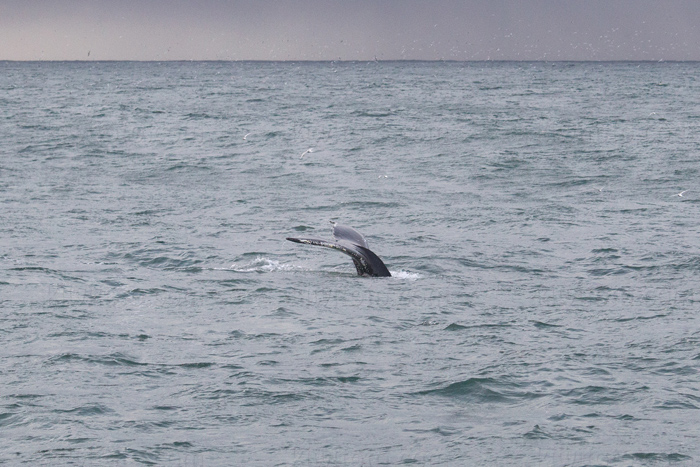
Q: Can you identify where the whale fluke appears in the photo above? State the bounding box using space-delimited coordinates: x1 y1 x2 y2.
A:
286 223 391 277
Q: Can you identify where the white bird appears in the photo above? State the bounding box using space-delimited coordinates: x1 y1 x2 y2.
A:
300 148 314 159
676 190 688 197
243 133 251 140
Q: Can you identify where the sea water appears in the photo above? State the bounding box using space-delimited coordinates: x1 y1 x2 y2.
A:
1 61 699 465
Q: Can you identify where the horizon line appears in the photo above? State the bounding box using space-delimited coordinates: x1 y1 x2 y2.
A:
2 58 698 64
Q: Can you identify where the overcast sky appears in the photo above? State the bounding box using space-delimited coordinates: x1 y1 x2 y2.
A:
2 0 699 61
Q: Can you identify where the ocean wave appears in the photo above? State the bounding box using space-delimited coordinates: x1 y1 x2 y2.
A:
615 452 692 463
414 377 543 404
228 256 300 273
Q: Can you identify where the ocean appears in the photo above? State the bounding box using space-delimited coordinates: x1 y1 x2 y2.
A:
1 60 699 465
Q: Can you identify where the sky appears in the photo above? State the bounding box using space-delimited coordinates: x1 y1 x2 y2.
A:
2 0 700 61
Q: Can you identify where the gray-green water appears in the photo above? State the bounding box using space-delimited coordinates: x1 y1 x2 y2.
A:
2 61 699 465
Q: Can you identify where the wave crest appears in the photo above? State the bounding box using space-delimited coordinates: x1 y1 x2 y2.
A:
229 256 298 273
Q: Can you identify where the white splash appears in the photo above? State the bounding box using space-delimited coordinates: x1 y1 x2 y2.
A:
391 270 422 280
229 257 299 273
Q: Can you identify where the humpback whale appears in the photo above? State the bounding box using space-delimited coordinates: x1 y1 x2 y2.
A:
286 222 391 277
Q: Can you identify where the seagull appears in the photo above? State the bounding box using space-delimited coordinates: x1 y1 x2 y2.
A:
676 190 688 197
300 148 314 159
243 133 251 140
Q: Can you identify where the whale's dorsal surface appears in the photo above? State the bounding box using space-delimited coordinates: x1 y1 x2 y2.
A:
286 223 391 277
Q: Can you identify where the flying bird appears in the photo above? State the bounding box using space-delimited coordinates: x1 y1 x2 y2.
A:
300 148 314 159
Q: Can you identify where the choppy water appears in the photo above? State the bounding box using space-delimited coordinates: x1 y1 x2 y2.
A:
2 60 700 466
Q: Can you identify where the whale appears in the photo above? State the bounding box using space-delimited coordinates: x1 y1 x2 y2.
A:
286 222 391 277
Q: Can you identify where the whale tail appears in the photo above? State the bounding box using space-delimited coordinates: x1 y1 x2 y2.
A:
286 224 391 277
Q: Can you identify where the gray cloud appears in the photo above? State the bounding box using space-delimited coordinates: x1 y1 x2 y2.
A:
2 0 699 60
